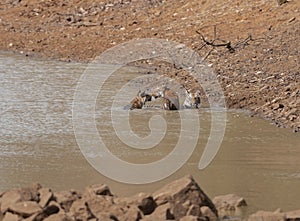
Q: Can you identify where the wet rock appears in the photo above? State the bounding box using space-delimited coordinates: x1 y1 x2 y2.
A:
213 194 247 212
153 175 218 220
2 212 19 221
54 190 80 212
248 210 286 221
82 184 112 199
9 201 42 217
38 188 53 208
286 209 300 221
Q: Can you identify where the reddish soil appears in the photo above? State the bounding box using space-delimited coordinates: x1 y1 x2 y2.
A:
0 0 299 131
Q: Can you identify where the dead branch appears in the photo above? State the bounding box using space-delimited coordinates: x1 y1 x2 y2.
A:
196 26 258 59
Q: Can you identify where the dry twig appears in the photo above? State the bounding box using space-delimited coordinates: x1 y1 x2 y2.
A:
196 26 255 59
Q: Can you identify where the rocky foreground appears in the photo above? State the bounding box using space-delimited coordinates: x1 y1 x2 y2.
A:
0 176 299 221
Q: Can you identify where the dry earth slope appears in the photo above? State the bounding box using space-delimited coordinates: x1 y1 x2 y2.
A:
0 0 299 131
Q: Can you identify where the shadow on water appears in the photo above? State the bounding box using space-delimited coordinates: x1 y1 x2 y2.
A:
0 52 299 215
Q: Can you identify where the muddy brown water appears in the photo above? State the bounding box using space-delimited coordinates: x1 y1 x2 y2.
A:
0 52 299 215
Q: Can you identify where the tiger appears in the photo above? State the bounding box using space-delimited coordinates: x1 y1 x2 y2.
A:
183 89 201 109
129 90 159 110
129 87 200 110
160 86 180 110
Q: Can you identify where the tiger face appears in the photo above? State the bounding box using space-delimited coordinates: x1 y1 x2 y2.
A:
183 90 201 109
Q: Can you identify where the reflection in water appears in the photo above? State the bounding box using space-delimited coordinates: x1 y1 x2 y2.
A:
0 52 299 214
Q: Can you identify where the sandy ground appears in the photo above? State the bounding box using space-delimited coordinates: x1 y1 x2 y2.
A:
0 0 299 131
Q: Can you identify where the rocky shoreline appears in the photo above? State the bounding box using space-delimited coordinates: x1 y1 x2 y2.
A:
0 0 299 132
0 176 299 221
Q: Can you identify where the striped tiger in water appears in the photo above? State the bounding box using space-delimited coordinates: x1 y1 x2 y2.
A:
183 89 201 109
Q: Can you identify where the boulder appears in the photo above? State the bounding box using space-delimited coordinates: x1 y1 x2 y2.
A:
43 213 74 221
248 210 286 221
153 175 218 220
9 201 42 218
0 187 41 213
213 194 247 212
19 188 39 202
21 202 61 221
1 190 24 212
179 215 207 221
87 195 143 220
33 203 61 221
69 199 92 220
2 212 19 221
38 188 53 208
86 195 115 217
143 203 174 220
286 209 300 221
54 190 80 212
200 206 218 221
82 184 112 199
121 205 144 221
118 193 157 215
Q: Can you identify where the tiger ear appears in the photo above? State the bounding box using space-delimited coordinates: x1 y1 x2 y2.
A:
140 91 147 97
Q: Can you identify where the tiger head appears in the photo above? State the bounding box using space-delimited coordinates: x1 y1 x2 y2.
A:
183 89 201 109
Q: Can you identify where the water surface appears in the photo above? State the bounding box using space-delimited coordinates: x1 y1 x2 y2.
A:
0 52 299 215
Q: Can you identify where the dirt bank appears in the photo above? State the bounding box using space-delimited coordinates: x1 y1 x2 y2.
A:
0 0 299 131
